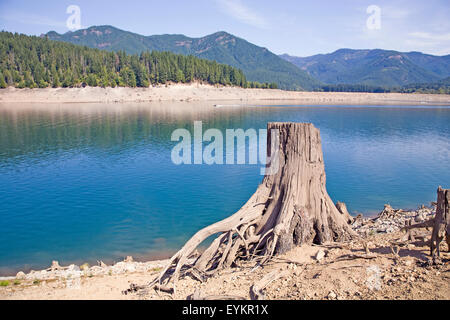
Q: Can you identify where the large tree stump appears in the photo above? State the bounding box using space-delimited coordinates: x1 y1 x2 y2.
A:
150 122 356 291
431 186 450 260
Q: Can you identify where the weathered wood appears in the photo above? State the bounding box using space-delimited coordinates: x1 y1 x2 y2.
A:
250 270 289 300
144 122 356 293
336 201 354 224
431 186 450 260
401 218 435 231
400 219 417 242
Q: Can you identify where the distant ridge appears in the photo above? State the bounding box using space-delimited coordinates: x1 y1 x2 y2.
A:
280 49 450 87
46 26 321 90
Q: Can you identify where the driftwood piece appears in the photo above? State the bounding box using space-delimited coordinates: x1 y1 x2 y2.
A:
390 245 401 263
142 122 356 293
400 219 417 242
250 269 289 300
335 253 378 262
154 284 175 294
378 204 403 219
402 218 435 231
431 187 450 260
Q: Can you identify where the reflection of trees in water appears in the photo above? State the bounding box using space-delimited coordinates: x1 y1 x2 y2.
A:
0 103 448 163
0 103 268 161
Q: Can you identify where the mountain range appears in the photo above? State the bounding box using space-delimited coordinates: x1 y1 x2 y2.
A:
280 49 450 87
46 26 319 90
45 25 450 89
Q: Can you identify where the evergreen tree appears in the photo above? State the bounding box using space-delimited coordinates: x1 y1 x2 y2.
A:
0 73 7 88
3 70 12 85
0 31 273 90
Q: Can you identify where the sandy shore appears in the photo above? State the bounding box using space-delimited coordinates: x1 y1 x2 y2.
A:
1 83 449 105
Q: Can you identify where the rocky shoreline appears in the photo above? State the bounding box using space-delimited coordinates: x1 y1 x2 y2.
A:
0 257 169 282
0 202 437 282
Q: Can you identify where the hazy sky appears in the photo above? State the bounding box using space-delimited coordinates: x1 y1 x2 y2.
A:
0 0 449 56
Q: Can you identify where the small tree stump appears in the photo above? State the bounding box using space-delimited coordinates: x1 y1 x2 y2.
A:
431 186 450 260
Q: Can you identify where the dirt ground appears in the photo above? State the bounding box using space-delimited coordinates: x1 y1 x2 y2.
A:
1 230 448 300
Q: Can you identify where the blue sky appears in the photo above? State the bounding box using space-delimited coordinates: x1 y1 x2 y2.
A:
0 0 449 56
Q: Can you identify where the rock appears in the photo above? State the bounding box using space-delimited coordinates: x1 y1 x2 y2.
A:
98 260 107 268
124 256 133 263
50 260 61 271
67 264 80 272
26 270 37 280
404 259 414 267
124 263 136 273
89 266 103 275
352 214 364 228
315 249 326 261
382 204 394 214
415 213 425 223
80 263 90 271
327 291 337 300
16 271 26 280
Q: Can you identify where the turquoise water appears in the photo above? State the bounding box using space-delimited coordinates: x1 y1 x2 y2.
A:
0 102 449 275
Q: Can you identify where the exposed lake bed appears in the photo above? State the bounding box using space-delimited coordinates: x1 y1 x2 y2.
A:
1 84 450 104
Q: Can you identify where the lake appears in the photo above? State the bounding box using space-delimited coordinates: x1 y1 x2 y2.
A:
0 102 449 275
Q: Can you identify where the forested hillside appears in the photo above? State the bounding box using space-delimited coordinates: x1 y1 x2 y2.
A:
315 77 450 94
46 26 320 90
0 32 277 89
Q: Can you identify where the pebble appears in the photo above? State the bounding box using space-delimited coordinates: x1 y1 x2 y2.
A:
80 263 90 271
315 249 326 261
404 259 414 267
328 291 337 299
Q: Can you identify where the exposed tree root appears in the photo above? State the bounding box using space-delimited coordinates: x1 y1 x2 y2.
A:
134 123 356 295
335 253 378 262
250 269 289 300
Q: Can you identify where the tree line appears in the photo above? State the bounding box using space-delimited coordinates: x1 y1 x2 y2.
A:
0 32 278 90
315 82 450 94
